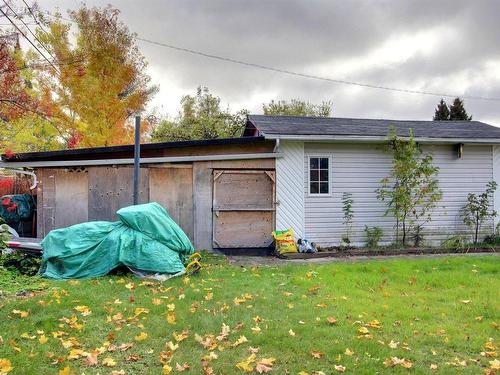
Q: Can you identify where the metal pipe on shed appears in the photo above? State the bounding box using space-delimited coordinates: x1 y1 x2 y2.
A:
133 115 141 205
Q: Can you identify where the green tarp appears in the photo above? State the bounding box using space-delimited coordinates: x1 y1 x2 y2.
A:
39 202 194 279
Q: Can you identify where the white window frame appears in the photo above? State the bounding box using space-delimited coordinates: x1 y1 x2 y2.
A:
307 155 331 196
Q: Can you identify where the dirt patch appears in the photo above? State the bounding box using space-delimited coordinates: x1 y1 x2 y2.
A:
226 251 499 267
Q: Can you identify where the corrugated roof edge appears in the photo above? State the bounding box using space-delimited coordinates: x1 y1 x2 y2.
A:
1 136 266 162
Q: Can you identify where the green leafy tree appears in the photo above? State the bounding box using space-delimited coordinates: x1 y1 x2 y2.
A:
449 97 472 120
461 181 497 246
262 99 332 117
433 99 450 120
151 86 247 142
376 129 443 246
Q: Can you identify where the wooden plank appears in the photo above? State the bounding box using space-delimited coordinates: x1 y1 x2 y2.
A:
193 163 213 250
213 211 273 248
213 170 274 209
149 167 194 242
88 166 149 221
41 169 56 237
35 169 44 238
55 169 89 228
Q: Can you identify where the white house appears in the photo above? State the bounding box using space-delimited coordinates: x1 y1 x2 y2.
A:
244 115 500 247
3 115 500 252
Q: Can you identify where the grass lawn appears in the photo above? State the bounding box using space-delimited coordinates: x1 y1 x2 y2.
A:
0 255 499 374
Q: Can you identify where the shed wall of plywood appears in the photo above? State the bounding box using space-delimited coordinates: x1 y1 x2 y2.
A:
36 157 276 251
149 166 194 242
88 166 149 221
55 169 88 228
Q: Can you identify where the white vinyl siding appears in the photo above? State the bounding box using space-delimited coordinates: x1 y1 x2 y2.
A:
275 141 305 238
303 143 494 247
493 145 500 227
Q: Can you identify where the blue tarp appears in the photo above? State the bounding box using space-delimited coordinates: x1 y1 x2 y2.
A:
39 202 194 279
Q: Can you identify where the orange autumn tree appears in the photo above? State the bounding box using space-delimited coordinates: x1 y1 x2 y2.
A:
38 5 157 148
0 37 61 152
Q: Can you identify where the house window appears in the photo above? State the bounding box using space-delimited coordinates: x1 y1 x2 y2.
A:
309 156 330 195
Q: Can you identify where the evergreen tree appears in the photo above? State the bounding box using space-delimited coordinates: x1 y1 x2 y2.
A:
433 99 450 121
449 97 472 120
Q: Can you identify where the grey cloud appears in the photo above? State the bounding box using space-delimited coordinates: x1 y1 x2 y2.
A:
39 0 500 124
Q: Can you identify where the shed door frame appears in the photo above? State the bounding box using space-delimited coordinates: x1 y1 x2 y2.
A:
212 169 275 248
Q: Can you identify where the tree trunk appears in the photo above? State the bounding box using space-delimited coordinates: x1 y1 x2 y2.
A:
474 212 480 247
402 216 407 246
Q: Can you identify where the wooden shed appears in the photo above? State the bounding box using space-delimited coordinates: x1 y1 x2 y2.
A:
2 137 278 253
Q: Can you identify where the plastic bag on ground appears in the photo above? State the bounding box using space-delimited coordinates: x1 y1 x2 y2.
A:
39 202 194 279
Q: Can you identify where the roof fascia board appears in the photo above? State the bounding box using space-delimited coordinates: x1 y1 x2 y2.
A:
0 152 281 169
263 134 500 144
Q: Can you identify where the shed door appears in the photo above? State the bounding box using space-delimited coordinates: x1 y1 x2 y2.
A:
213 170 275 248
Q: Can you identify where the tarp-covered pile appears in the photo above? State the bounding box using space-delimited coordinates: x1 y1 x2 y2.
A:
39 202 194 279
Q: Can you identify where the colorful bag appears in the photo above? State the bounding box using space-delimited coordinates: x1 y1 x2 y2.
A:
272 228 297 255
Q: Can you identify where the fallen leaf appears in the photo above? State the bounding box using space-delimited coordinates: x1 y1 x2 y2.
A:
0 359 13 374
490 359 500 370
163 364 173 374
334 365 346 372
236 354 256 372
39 335 48 344
388 340 399 349
358 327 370 334
176 362 190 372
383 357 413 369
310 351 323 359
173 330 189 342
345 348 354 356
327 316 337 325
167 312 176 325
12 310 29 318
255 363 272 373
288 329 296 337
102 357 116 367
84 352 99 367
231 335 248 348
134 332 148 341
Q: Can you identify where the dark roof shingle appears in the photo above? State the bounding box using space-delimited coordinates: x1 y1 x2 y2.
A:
247 115 500 140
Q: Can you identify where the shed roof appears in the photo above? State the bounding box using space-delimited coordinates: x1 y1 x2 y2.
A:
1 136 267 163
245 115 500 143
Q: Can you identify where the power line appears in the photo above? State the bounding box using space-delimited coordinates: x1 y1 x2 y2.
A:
2 0 56 62
0 2 59 74
21 0 49 34
136 37 500 102
42 10 500 102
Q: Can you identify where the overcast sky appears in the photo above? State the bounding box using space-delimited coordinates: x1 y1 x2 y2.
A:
37 0 500 124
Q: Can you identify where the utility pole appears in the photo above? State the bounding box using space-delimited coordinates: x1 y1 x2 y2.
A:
133 115 140 205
